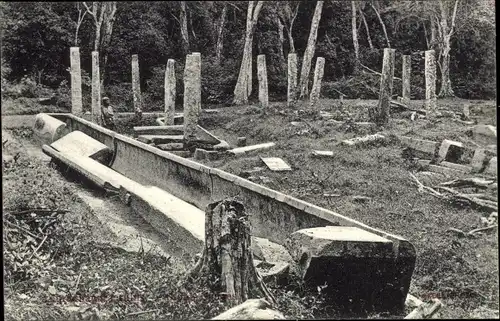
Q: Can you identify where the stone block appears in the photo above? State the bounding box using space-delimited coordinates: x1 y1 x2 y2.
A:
440 161 472 173
470 148 488 172
237 137 247 147
194 148 207 160
137 135 184 144
206 150 220 161
156 143 184 151
398 136 438 155
485 157 497 176
437 139 464 163
229 142 276 156
428 164 465 176
472 124 497 138
33 113 68 145
51 130 111 163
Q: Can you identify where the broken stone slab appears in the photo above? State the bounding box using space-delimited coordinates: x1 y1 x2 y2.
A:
416 159 432 169
471 124 497 138
194 148 207 160
33 113 68 145
485 157 497 176
437 139 464 163
228 142 276 156
206 150 221 161
261 157 292 171
212 298 285 320
214 140 231 151
285 226 398 311
50 130 111 163
137 135 184 144
471 148 488 172
156 143 184 151
155 114 184 126
258 261 290 284
398 136 438 155
237 137 247 147
133 125 184 135
342 133 386 146
440 161 472 173
312 150 334 157
251 237 293 263
428 164 466 176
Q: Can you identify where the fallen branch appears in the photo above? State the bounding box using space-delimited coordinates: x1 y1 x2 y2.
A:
28 234 48 260
409 172 443 197
126 309 160 317
360 63 402 80
8 208 71 216
468 224 498 236
435 186 498 212
4 220 43 240
439 178 495 189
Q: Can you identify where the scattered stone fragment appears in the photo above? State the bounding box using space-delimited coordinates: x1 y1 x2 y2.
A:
237 137 247 147
156 143 184 151
462 103 471 120
485 157 497 176
470 148 490 172
137 135 184 144
251 237 293 263
228 142 276 156
260 176 272 184
213 140 231 151
261 157 292 171
168 150 191 158
471 124 497 138
259 261 290 284
440 161 472 173
206 150 220 161
352 195 372 203
194 148 207 160
428 164 466 176
342 133 386 146
398 136 438 155
312 150 334 157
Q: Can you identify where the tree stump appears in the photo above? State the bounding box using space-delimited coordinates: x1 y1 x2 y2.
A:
188 199 276 306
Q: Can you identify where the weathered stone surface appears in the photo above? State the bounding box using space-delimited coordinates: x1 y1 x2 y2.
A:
440 161 472 173
194 148 207 160
251 236 293 263
399 136 438 155
287 53 298 107
168 150 192 158
134 125 184 135
471 124 497 138
212 298 285 320
156 143 184 151
428 164 465 176
417 159 432 168
137 135 184 144
312 150 334 157
184 53 201 142
131 54 142 115
33 113 67 145
164 59 176 125
462 103 471 120
257 54 269 108
261 157 291 171
91 51 101 124
437 139 464 163
402 55 411 105
213 140 231 151
206 150 221 161
70 47 83 114
425 50 437 114
229 142 276 155
237 137 247 147
342 133 386 146
370 48 395 125
309 57 325 107
257 261 290 284
51 130 111 163
485 157 497 176
470 148 488 172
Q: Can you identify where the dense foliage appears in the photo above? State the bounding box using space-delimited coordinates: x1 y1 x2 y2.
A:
1 0 495 109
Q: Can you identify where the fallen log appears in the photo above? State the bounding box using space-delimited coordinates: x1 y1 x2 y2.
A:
212 299 284 320
390 100 426 115
439 178 495 189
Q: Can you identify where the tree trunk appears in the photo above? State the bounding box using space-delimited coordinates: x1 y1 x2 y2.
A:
233 1 264 105
369 48 395 125
277 19 285 62
215 4 227 65
287 28 295 54
188 199 275 306
438 36 454 97
99 2 117 86
351 1 360 73
371 1 390 48
298 0 324 99
359 6 373 49
180 1 190 55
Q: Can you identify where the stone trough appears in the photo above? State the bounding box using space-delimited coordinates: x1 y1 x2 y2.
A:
35 112 417 314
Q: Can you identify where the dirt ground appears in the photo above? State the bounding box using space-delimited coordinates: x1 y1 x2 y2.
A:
192 97 498 319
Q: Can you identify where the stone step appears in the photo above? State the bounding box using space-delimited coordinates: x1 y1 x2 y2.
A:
137 135 184 144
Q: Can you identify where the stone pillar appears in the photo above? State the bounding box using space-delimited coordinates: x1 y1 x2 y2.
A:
191 52 202 113
370 48 395 125
402 55 411 106
70 47 83 114
164 59 176 125
425 50 437 114
257 54 268 108
91 51 101 124
183 53 201 143
287 53 298 107
131 54 142 115
310 57 325 107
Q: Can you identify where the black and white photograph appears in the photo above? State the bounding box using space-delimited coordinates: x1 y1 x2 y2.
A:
1 0 497 319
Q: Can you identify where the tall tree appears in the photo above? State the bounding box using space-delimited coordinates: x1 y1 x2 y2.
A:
276 1 300 54
298 0 324 99
214 3 227 64
359 2 373 49
83 1 117 84
233 1 264 105
351 1 360 73
370 1 391 48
